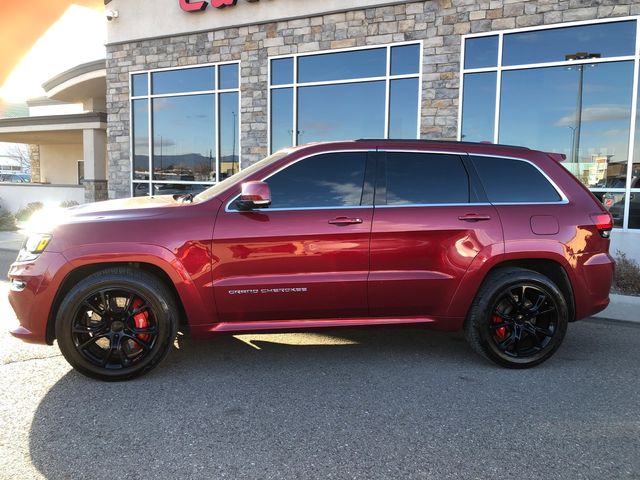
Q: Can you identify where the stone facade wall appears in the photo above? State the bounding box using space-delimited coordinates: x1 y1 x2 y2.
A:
106 0 639 199
28 144 40 183
83 179 109 203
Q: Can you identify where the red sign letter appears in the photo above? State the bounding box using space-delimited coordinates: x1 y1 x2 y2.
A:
212 0 238 7
180 0 208 12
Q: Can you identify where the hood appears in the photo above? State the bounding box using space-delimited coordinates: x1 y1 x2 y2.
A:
23 195 183 233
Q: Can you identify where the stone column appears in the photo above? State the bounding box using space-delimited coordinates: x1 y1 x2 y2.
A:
29 144 41 183
82 128 108 202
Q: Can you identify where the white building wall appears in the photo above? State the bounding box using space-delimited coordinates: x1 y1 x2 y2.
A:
39 144 83 185
0 184 84 213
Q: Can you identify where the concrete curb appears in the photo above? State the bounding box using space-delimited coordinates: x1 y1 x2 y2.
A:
592 293 640 324
0 231 24 251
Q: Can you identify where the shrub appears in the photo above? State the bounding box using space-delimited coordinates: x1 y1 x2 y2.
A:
60 200 80 208
15 202 44 223
0 208 16 231
613 251 640 297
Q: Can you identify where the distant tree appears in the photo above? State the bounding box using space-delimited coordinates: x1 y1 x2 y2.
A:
3 143 31 174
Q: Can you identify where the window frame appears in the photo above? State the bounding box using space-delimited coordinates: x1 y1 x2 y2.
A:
129 61 241 197
468 153 569 206
223 148 568 212
267 41 424 154
375 151 474 207
459 16 640 230
225 149 376 212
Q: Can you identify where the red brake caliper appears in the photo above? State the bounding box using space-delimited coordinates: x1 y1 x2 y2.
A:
132 298 150 343
492 314 507 340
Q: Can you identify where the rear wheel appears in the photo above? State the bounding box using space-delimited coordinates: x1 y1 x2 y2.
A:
464 268 568 368
55 267 178 381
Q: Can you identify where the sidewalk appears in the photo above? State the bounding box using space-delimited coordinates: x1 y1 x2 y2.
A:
0 231 24 251
592 293 640 325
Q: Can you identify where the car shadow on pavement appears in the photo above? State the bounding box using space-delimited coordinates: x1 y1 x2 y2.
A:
26 322 621 479
27 327 479 479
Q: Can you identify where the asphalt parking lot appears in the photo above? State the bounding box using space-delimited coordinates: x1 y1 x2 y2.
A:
1 247 639 479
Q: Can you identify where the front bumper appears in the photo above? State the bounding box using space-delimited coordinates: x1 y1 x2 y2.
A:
8 251 69 345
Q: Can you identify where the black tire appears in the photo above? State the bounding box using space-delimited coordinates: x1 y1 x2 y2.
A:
464 267 568 368
55 266 178 381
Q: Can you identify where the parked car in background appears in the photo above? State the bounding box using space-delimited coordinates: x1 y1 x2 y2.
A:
604 176 640 228
8 140 614 380
0 173 30 183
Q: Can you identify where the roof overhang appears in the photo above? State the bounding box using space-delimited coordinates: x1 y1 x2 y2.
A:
42 59 106 104
0 112 106 144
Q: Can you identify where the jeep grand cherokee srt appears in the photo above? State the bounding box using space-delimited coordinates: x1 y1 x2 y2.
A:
8 140 614 380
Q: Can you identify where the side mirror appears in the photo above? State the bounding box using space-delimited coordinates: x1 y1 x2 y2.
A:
237 181 271 210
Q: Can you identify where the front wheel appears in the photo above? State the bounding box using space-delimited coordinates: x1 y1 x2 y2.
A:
464 268 569 368
55 267 178 381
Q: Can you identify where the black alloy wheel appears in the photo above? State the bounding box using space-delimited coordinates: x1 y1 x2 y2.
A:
488 284 558 359
71 288 159 370
56 267 178 381
464 268 568 368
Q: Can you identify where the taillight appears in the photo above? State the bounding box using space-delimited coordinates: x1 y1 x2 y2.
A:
590 213 613 238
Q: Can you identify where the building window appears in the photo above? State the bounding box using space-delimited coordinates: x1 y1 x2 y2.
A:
130 62 240 197
269 42 422 154
460 18 640 230
77 161 84 185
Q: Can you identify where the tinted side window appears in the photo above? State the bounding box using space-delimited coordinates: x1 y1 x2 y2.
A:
267 152 368 209
384 153 470 205
470 155 561 203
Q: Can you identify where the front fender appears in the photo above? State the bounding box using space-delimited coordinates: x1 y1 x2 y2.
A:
61 242 216 327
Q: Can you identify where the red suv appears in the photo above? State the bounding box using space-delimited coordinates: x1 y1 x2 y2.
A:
8 140 614 380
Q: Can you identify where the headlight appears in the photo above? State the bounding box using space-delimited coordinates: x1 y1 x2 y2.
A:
16 233 52 262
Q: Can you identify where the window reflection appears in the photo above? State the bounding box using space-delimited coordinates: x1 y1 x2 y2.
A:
298 48 386 83
266 152 367 209
499 61 633 188
133 182 149 197
219 92 239 179
132 74 148 97
298 81 386 143
271 58 294 86
461 72 496 142
271 88 293 153
601 192 626 228
464 36 498 69
391 44 420 75
219 64 239 90
389 78 418 139
503 21 636 66
152 67 215 95
152 95 216 182
270 44 421 151
133 183 209 197
629 191 640 229
386 153 469 205
132 99 149 180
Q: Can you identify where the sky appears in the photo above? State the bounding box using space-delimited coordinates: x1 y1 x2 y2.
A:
0 0 105 102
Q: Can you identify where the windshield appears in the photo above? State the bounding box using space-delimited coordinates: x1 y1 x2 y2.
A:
195 149 292 202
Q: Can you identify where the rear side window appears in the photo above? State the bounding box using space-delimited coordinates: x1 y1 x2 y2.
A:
470 155 562 203
383 152 470 205
266 152 368 209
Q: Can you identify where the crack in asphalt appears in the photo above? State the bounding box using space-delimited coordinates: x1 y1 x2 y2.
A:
1 353 63 366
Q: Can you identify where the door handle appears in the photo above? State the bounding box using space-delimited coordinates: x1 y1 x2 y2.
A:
328 217 363 225
458 214 492 222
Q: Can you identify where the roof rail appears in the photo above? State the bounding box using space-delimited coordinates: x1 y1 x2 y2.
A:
354 139 530 150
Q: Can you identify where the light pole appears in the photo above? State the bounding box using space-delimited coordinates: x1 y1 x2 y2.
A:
565 52 601 164
567 126 576 162
232 111 237 174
